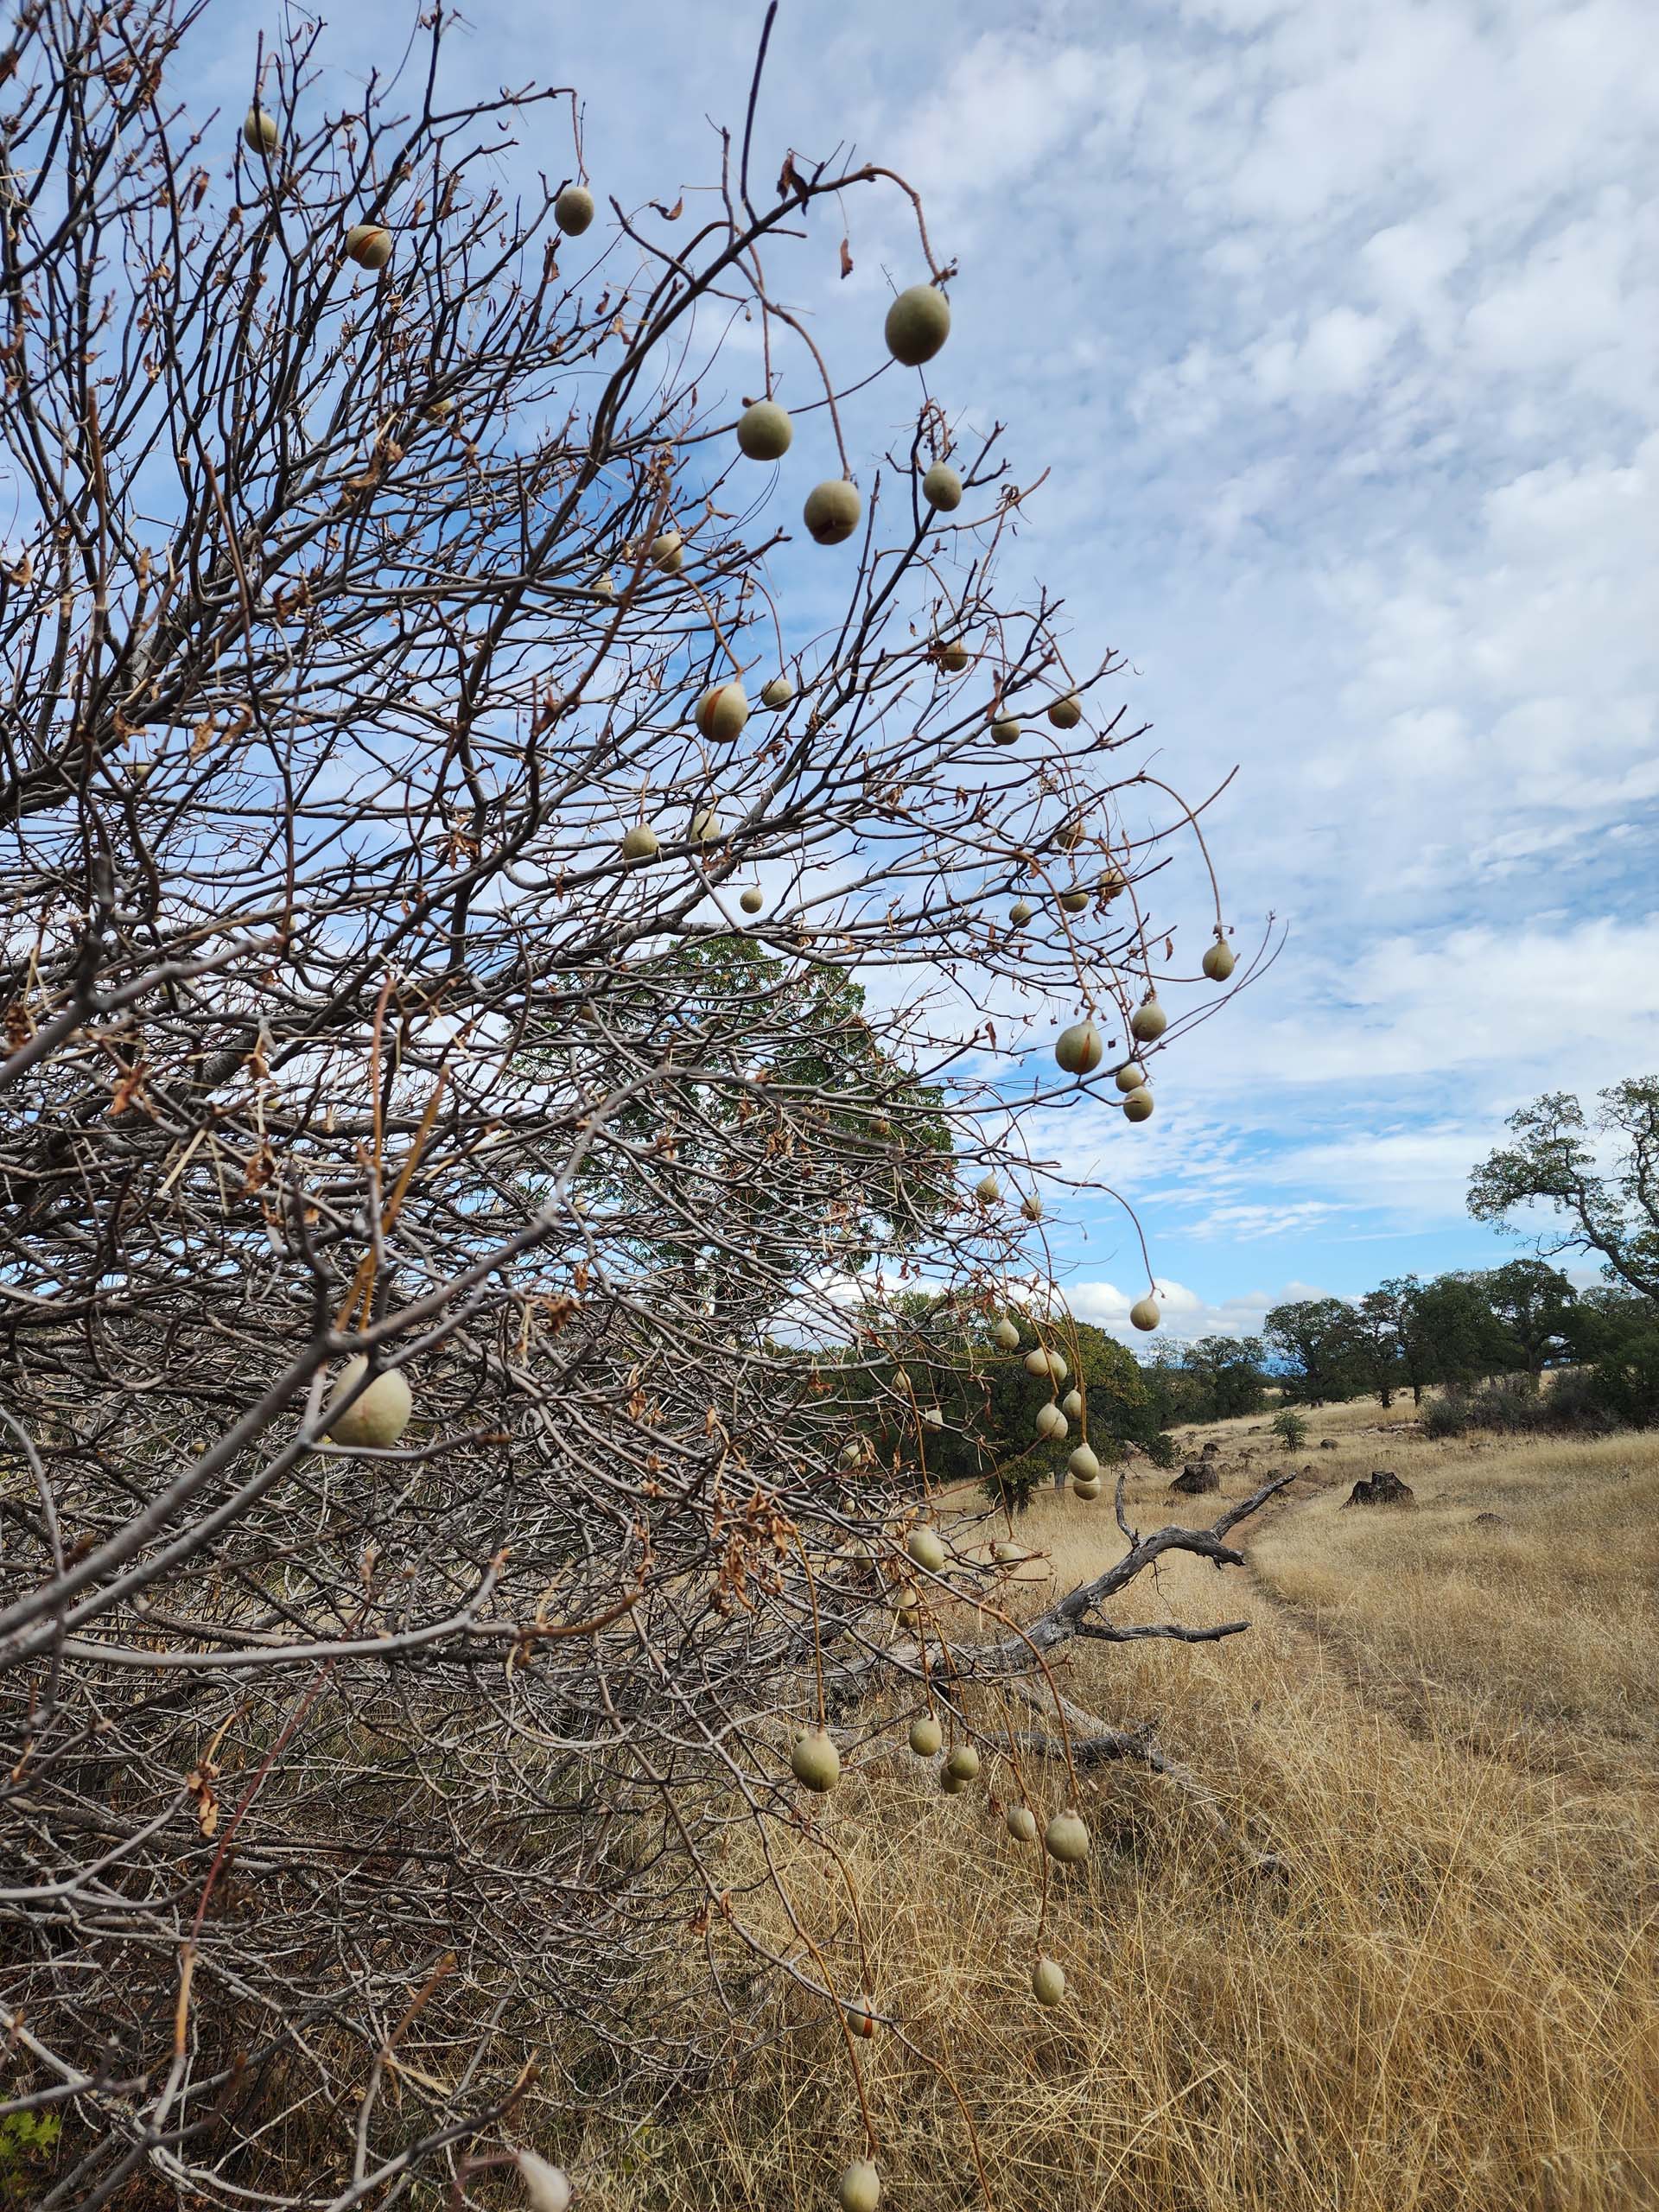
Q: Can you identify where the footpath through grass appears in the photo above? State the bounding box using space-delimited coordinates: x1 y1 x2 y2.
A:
561 1409 1659 2210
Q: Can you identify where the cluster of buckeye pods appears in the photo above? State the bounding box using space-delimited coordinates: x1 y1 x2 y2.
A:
1046 935 1225 1151
244 99 600 270
610 283 966 909
787 1520 1096 2212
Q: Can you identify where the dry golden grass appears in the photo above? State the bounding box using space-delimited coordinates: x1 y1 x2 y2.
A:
564 1414 1659 2211
1249 1404 1659 1771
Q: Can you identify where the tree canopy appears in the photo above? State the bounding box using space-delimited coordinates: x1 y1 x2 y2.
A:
1469 1079 1659 1301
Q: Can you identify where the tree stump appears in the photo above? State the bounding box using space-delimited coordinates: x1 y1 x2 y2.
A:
1343 1470 1414 1508
1169 1461 1221 1496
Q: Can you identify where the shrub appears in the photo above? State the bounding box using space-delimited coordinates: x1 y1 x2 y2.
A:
982 1450 1052 1515
1427 1371 1621 1440
1270 1408 1308 1452
1541 1366 1619 1433
1422 1393 1471 1439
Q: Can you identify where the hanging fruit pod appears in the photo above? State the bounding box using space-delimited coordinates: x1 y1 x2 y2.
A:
736 399 793 460
837 2158 882 2212
1047 695 1082 730
992 1318 1020 1350
647 530 683 574
696 680 749 742
1204 936 1236 981
1031 1956 1067 2006
1006 1803 1039 1844
908 1713 942 1757
344 223 392 270
325 1357 412 1449
906 1524 946 1573
1045 1808 1090 1863
944 1743 980 1782
1130 995 1167 1043
1129 1296 1160 1332
804 479 862 545
883 283 950 366
1054 1020 1103 1076
791 1727 841 1794
922 460 963 510
554 183 595 236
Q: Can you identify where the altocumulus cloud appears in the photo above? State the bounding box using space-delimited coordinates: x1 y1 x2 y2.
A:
194 0 1657 1322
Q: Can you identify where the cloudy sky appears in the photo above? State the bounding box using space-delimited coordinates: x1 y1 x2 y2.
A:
203 0 1657 1338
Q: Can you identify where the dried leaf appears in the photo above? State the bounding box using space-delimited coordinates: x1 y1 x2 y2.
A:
110 1063 148 1116
650 196 683 222
838 236 854 280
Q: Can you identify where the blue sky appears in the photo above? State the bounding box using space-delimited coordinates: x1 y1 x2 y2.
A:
199 0 1659 1338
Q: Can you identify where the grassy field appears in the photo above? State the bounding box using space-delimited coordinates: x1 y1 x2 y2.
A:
575 1404 1659 2210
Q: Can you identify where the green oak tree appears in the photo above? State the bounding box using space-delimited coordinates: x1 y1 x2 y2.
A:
1470 1079 1659 1302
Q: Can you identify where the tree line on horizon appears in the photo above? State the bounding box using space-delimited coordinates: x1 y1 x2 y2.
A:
1139 1260 1653 1430
1143 1075 1659 1437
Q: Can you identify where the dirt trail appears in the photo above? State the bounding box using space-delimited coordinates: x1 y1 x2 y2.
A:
1219 1440 1659 1799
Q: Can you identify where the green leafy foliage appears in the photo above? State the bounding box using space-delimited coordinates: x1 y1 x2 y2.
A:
0 2113 60 2202
830 1307 1158 1510
1270 1408 1308 1452
1263 1298 1366 1406
1469 1077 1659 1300
1565 1289 1659 1428
1141 1335 1266 1426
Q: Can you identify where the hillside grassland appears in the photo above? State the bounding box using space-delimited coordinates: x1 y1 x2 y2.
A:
582 1408 1659 2211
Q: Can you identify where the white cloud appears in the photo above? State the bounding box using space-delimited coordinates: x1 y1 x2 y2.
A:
1068 1274 1328 1344
1253 306 1395 401
181 0 1659 1318
886 33 1107 213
